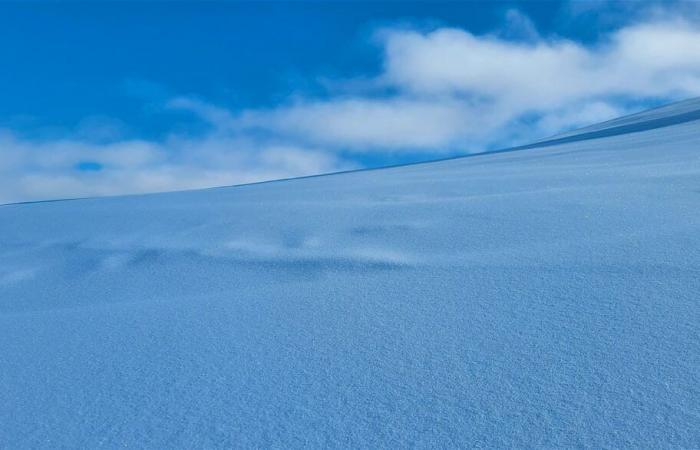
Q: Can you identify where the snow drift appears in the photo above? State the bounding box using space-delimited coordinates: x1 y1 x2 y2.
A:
1 98 699 447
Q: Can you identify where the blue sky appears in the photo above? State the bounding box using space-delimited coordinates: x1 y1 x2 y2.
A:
2 0 700 202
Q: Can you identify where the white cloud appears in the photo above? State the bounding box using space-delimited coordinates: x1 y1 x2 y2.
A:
532 102 629 138
233 16 700 152
0 130 349 203
235 98 497 151
388 18 700 102
382 28 591 104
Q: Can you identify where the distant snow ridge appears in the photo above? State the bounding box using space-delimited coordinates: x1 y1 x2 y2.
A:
1 98 699 448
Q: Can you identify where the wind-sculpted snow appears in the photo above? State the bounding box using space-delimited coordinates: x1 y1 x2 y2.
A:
1 100 700 448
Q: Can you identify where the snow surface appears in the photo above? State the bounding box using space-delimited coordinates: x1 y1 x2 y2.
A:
1 99 700 448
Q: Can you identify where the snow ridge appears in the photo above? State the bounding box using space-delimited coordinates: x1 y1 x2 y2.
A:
1 98 699 448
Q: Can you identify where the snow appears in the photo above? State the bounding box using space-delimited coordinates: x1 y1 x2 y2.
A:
1 99 699 448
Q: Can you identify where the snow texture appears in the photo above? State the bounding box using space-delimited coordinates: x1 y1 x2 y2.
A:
1 99 700 448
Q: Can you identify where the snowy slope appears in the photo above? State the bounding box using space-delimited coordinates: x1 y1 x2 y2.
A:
1 99 699 448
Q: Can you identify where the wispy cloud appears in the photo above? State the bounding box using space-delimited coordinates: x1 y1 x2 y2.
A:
0 130 349 203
